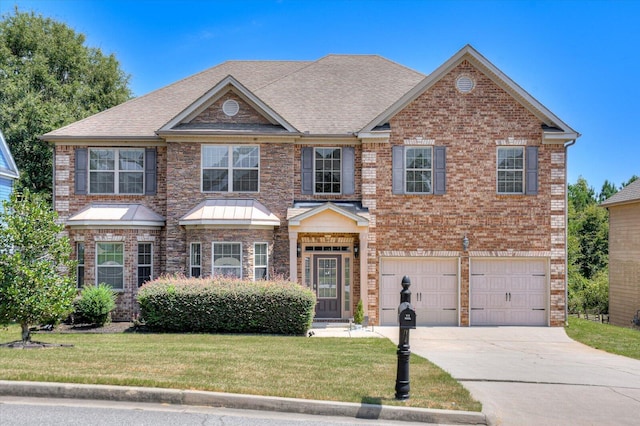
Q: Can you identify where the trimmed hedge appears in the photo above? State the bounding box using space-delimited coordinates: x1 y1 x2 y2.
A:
73 284 117 326
137 276 316 335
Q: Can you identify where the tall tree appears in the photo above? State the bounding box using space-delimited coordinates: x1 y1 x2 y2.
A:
0 8 131 199
0 190 76 343
598 179 618 203
568 176 596 212
621 175 639 188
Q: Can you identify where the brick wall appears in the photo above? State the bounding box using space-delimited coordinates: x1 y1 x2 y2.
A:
367 60 567 326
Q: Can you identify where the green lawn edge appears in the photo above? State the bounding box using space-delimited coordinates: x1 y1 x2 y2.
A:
565 316 640 360
0 325 481 412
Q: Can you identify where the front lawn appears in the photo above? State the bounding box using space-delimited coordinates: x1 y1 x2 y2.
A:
565 316 640 360
0 325 480 411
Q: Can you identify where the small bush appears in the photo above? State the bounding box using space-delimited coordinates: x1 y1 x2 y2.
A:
73 284 117 326
137 276 316 335
354 299 364 325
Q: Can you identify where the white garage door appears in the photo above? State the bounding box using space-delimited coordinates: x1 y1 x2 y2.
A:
380 258 458 326
470 258 548 326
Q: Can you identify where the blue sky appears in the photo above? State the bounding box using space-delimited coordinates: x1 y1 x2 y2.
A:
2 0 639 192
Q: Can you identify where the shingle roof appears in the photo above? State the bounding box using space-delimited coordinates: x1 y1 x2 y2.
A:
601 179 640 207
42 55 424 139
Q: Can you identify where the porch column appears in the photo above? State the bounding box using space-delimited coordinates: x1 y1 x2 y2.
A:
289 231 298 283
359 231 369 317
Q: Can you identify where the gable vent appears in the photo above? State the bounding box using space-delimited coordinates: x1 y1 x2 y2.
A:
222 99 239 117
456 76 475 94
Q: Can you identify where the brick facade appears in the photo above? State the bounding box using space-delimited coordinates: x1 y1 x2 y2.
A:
51 51 573 326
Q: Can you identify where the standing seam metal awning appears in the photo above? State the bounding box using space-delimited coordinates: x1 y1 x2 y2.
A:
66 204 165 228
179 199 280 228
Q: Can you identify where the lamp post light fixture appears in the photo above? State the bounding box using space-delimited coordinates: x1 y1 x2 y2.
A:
462 234 469 252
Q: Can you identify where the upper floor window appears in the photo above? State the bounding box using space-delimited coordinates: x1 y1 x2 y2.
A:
301 147 355 196
89 149 144 194
202 146 259 192
497 147 524 194
405 147 432 193
315 148 341 194
392 145 446 195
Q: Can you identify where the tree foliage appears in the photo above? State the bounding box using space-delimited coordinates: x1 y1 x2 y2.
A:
566 175 634 316
0 190 76 342
0 8 131 199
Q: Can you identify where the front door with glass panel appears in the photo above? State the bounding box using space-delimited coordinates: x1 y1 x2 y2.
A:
314 255 341 318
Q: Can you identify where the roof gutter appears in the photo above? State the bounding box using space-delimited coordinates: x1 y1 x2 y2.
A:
564 138 577 326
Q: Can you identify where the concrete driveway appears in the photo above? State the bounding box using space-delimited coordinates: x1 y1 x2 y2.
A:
375 326 640 425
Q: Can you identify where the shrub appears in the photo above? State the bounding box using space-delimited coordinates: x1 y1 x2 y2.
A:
354 299 364 325
73 284 117 326
137 276 316 335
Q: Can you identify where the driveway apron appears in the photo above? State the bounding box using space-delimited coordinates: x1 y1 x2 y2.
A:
376 326 640 425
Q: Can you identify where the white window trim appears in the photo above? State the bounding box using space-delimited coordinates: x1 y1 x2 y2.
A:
313 147 342 195
137 242 153 287
405 146 433 194
190 242 202 278
88 148 145 195
201 145 260 193
253 242 269 281
212 242 243 278
95 242 125 291
496 146 525 194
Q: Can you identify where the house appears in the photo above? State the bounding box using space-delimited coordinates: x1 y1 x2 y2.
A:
41 45 579 326
0 129 20 206
600 180 640 327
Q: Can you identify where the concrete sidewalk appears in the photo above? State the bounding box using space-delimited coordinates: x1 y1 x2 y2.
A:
375 326 640 425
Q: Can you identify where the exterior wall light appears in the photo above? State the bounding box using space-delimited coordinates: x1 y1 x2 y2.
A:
354 243 359 258
297 243 301 258
462 235 469 252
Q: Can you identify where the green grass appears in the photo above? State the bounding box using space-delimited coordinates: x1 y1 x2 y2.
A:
565 316 640 360
0 325 480 411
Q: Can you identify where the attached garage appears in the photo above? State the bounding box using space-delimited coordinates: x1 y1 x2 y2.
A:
380 258 458 326
470 258 548 326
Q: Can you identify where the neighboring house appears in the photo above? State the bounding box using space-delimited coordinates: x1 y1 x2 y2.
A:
600 180 640 327
0 129 20 206
41 45 579 325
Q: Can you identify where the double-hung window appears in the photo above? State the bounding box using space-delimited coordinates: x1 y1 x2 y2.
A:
314 148 341 194
405 147 432 193
77 242 85 288
89 148 144 194
202 146 259 192
392 145 446 195
96 243 124 290
497 147 524 194
254 243 268 280
190 243 202 278
137 243 152 287
212 242 242 278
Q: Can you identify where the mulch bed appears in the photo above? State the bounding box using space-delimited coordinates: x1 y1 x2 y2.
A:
1 322 138 349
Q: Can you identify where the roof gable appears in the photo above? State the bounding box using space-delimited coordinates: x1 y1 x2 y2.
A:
361 45 579 142
159 75 298 134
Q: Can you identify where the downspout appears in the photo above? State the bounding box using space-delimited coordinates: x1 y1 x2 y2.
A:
564 139 577 326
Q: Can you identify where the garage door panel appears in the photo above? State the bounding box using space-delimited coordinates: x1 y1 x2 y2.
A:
380 258 458 326
471 258 548 326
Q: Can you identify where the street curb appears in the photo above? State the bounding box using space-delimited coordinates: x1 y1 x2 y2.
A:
0 380 487 424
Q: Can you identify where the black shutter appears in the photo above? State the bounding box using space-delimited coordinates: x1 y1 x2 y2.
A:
75 148 88 195
392 146 404 194
434 146 446 195
525 146 538 195
145 148 157 195
342 147 355 195
301 147 313 194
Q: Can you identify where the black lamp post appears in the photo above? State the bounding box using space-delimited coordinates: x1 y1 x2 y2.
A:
395 275 415 400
